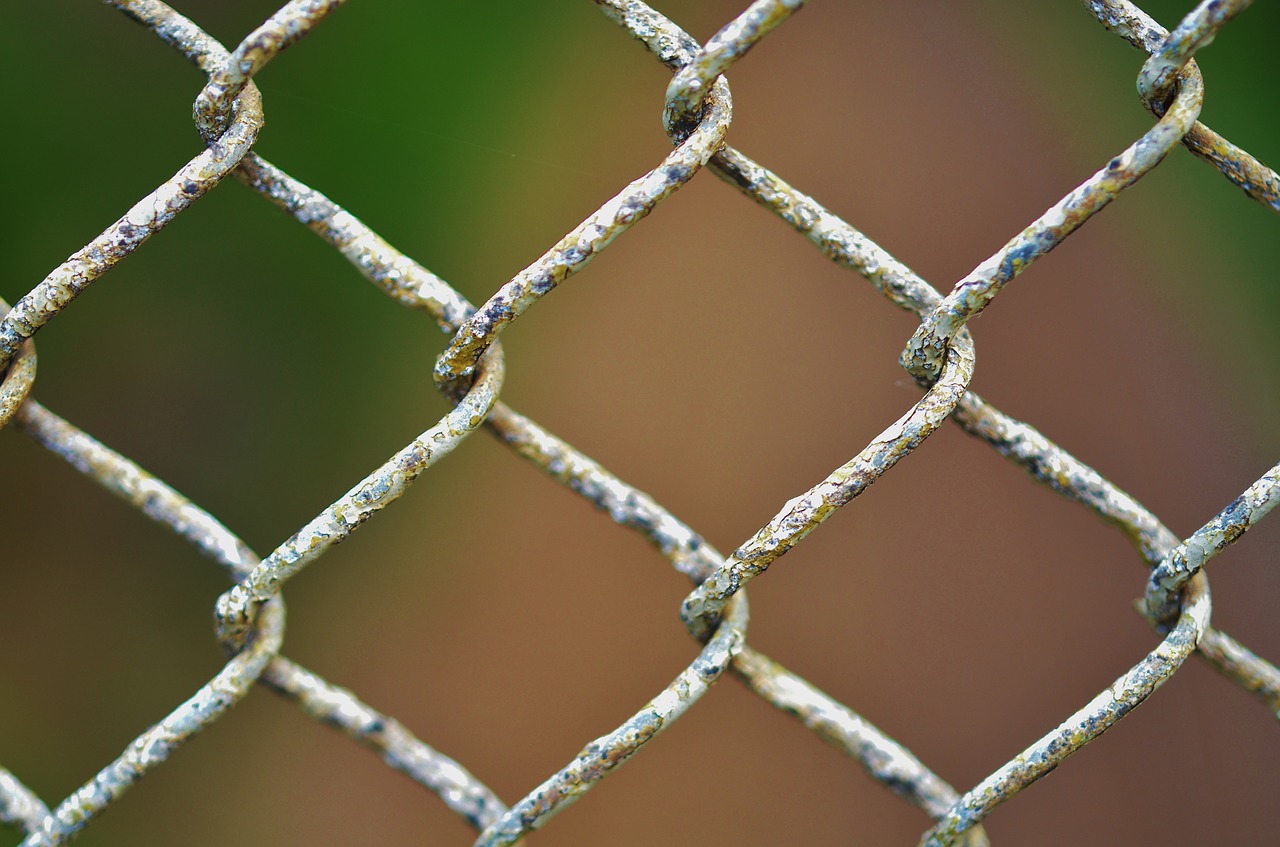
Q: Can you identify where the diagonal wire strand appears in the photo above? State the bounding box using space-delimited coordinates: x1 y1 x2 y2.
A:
15 397 511 834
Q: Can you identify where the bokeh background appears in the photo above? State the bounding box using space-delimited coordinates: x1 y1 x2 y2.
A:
2 1 1278 845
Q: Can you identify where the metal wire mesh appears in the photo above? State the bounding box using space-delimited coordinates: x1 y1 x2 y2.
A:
2 0 1278 844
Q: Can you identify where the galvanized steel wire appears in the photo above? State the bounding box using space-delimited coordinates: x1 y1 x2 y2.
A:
1 0 1277 844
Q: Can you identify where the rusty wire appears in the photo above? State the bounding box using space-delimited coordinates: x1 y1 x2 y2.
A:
1 0 1278 845
1085 0 1280 211
15 396 509 835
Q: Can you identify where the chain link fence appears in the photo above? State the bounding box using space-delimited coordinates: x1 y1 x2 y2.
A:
2 0 1278 844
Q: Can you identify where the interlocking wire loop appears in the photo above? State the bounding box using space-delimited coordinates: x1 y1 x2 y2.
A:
2 0 1277 845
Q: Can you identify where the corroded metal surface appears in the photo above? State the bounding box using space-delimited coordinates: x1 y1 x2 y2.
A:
613 0 980 642
261 658 509 832
16 399 510 834
431 84 732 396
0 77 262 375
731 648 992 847
663 0 805 136
2 0 1277 845
1083 0 1280 210
1135 0 1252 106
15 406 289 847
600 4 1278 844
248 173 976 835
0 299 36 432
474 593 748 847
211 344 504 651
698 139 1280 714
899 64 1204 383
25 601 283 847
598 0 1280 718
902 0 1280 384
191 0 348 138
950 393 1280 712
0 768 48 836
91 7 509 656
219 13 988 836
677 334 974 638
1144 464 1280 623
920 573 1212 847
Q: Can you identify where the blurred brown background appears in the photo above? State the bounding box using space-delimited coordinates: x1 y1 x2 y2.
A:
2 1 1278 845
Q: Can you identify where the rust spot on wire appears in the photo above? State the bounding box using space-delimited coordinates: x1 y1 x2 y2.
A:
0 299 37 433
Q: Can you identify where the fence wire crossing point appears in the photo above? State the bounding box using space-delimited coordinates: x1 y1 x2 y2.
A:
1 0 1278 844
